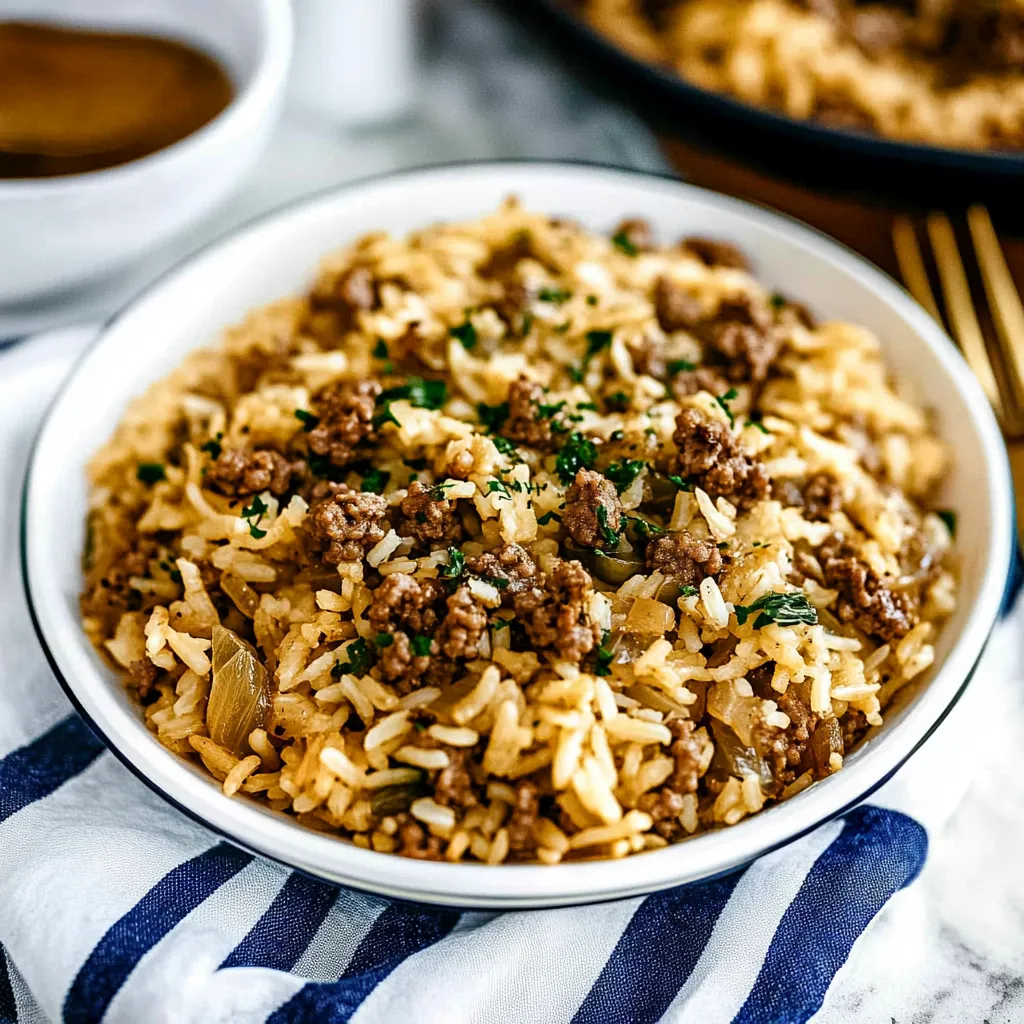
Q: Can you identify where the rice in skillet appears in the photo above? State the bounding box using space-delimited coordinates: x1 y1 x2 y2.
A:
80 201 956 864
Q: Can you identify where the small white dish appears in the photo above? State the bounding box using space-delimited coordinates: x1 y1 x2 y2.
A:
21 162 1014 908
0 0 292 305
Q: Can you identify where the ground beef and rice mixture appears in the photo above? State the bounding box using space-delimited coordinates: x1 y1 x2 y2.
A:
81 201 957 864
582 0 1024 150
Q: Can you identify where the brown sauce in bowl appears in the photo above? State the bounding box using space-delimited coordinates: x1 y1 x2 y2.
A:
0 22 234 179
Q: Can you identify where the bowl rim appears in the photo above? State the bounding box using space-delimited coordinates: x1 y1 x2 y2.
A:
21 159 1015 908
0 0 293 196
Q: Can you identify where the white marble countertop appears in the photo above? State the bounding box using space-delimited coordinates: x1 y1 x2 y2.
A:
14 0 1024 1018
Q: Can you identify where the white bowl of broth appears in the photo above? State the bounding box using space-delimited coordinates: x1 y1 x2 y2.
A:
0 0 292 304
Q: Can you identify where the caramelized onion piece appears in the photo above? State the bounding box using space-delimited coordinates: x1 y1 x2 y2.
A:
370 776 427 817
810 717 843 775
706 680 759 746
208 624 269 756
709 719 773 792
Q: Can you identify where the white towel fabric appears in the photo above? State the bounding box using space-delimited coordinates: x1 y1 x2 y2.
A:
0 327 1015 1024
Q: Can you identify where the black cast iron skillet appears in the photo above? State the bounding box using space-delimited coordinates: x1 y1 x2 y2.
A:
505 0 1024 222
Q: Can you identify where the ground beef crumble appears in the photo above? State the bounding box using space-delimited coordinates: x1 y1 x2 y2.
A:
645 531 722 587
613 217 655 253
699 295 781 383
205 447 297 497
507 780 540 853
367 573 443 636
819 537 919 643
803 473 842 520
306 485 388 564
399 480 462 544
393 812 444 860
433 746 477 809
672 408 771 508
465 543 538 596
681 236 751 271
308 380 381 468
670 366 730 400
309 265 378 332
512 559 602 663
653 275 702 333
436 585 489 659
563 468 622 549
503 376 564 451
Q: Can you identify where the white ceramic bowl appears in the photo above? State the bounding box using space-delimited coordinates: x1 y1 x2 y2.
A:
22 162 1014 908
0 0 292 304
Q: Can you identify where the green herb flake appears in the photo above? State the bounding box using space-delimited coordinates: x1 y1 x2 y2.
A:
449 318 478 350
404 457 428 471
332 637 371 677
375 632 394 648
715 387 739 428
604 392 631 413
136 462 166 485
491 435 521 460
538 287 572 304
594 630 615 676
411 634 434 657
295 409 320 431
770 293 787 310
586 295 598 306
609 429 625 442
521 312 534 337
668 474 694 492
373 404 401 430
378 377 447 411
745 418 769 435
667 359 697 375
626 515 664 539
680 585 698 597
200 433 224 460
611 230 638 257
492 618 513 630
585 330 613 359
605 458 646 494
169 569 183 585
734 590 818 630
373 338 389 359
440 547 466 579
596 504 622 548
937 509 957 537
360 468 390 493
576 401 599 412
554 432 598 485
477 401 509 432
487 479 511 498
241 494 270 539
537 510 563 526
537 400 566 420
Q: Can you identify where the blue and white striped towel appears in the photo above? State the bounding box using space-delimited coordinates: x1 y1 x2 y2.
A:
1 328 1017 1024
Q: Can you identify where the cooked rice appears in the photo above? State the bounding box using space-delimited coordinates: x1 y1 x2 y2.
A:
583 0 1024 150
81 199 956 864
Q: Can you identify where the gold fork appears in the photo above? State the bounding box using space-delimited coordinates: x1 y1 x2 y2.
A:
892 206 1024 541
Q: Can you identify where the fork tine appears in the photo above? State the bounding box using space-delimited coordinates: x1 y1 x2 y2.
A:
892 215 942 323
925 212 1004 417
966 204 1024 408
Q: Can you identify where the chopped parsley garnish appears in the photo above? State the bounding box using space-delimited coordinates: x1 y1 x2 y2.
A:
373 405 401 430
449 318 477 350
537 400 566 420
554 321 572 334
538 287 572 304
734 591 818 630
294 409 320 431
487 479 511 498
554 432 598 484
937 509 957 537
596 504 622 548
626 515 664 539
770 293 786 310
360 468 390 493
492 618 513 630
440 547 465 579
605 458 646 493
404 457 428 470
241 494 269 539
428 482 454 500
611 230 638 257
375 632 394 648
331 637 372 677
605 392 631 412
477 401 509 432
379 377 447 410
169 569 182 585
745 418 769 434
667 359 697 375
411 635 434 657
576 401 598 411
717 542 729 550
136 463 166 485
594 631 615 675
491 436 521 459
200 432 224 460
521 312 535 337
716 387 739 428
609 429 625 442
373 338 389 359
668 474 694 492
569 329 613 382
680 585 698 597
537 510 563 526
586 295 598 306
475 573 509 590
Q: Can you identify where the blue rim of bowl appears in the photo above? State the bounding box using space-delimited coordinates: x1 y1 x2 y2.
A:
514 0 1024 181
18 158 1018 908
